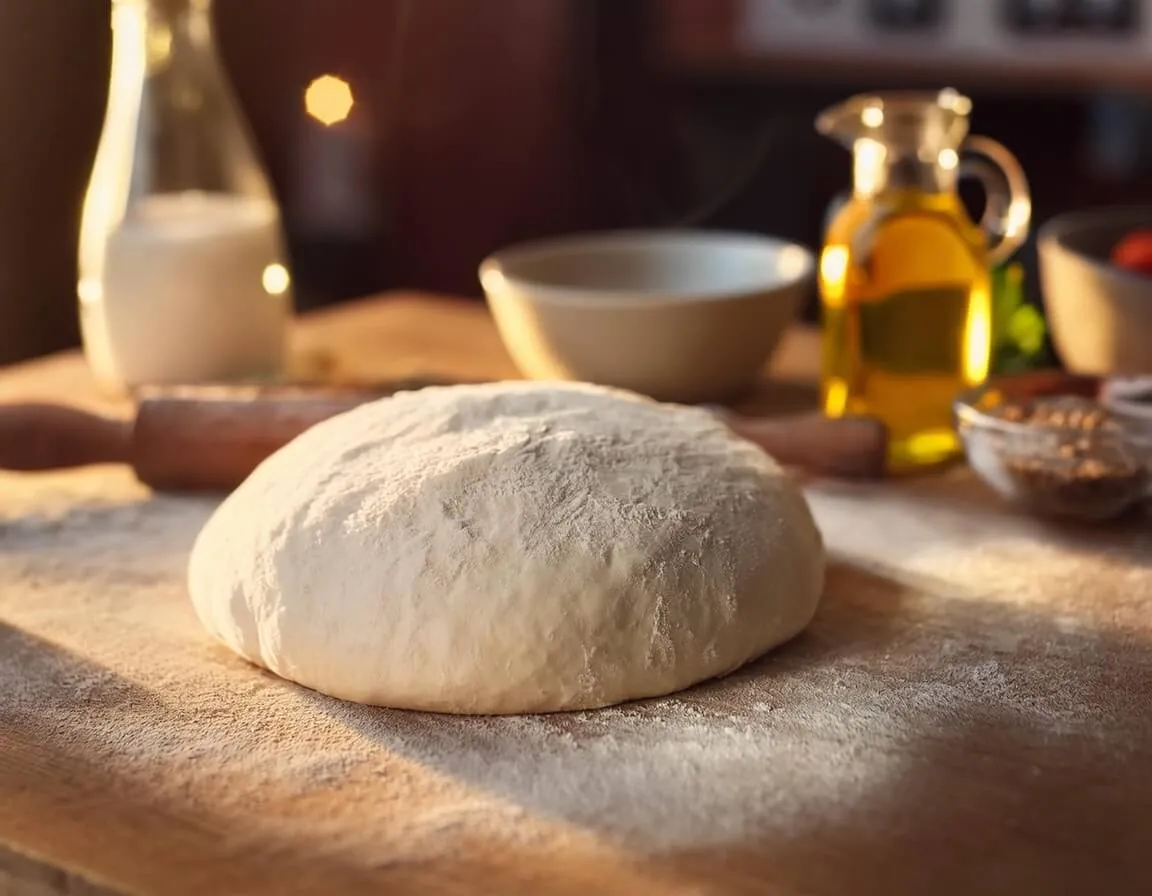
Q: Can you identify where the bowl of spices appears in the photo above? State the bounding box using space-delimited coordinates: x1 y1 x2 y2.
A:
955 373 1152 521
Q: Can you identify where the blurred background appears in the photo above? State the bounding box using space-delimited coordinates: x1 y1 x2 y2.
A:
2 0 1152 365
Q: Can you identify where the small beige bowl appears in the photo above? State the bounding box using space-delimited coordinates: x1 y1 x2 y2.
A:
1039 207 1152 376
479 230 814 404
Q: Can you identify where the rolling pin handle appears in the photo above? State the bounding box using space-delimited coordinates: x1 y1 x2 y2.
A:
131 391 372 492
0 404 133 471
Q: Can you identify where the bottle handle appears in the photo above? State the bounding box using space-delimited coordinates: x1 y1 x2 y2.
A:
960 135 1032 267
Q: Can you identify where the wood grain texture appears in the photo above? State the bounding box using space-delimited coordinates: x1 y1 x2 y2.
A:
1 292 1149 896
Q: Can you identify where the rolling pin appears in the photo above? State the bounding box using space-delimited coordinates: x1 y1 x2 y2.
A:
0 387 887 491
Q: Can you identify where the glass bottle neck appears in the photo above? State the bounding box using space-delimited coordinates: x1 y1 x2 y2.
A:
114 0 212 16
103 0 265 200
108 0 224 106
112 0 214 50
851 137 959 199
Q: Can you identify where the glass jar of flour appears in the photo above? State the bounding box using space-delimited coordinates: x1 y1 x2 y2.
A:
79 0 292 395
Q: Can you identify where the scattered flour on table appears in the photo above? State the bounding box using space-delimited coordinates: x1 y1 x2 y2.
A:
2 466 1152 858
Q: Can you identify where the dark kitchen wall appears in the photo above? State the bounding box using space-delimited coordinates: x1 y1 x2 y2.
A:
217 0 608 304
0 0 107 364
0 0 1149 364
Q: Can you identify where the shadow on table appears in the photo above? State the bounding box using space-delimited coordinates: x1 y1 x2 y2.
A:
0 622 157 716
1 621 682 896
301 558 1152 895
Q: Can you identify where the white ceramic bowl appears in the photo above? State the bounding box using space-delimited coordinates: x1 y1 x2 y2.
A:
1039 207 1152 376
479 230 814 403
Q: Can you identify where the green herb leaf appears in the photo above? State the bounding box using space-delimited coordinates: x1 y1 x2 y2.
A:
1006 303 1046 356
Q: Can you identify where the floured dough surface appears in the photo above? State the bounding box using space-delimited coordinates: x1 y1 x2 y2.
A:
188 381 824 714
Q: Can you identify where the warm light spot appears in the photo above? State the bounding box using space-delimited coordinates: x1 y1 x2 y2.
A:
938 88 972 116
305 75 355 126
778 245 811 280
824 379 849 417
819 245 849 306
939 148 959 171
146 23 173 71
861 105 884 129
963 282 992 385
262 263 291 296
853 138 889 195
78 278 103 305
479 266 507 295
1006 196 1033 240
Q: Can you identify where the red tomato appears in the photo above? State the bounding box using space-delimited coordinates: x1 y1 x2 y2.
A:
1111 229 1152 275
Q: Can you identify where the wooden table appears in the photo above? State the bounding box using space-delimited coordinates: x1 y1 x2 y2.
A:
2 293 1150 896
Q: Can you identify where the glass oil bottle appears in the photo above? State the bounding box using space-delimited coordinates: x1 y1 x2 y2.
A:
816 90 1031 470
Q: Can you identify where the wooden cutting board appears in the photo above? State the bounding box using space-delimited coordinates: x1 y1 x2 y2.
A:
2 293 1151 896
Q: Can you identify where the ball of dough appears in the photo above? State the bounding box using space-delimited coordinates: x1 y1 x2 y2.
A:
188 382 824 714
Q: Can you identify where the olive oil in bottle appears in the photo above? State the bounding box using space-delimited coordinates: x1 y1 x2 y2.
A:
815 90 1031 471
821 190 992 468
